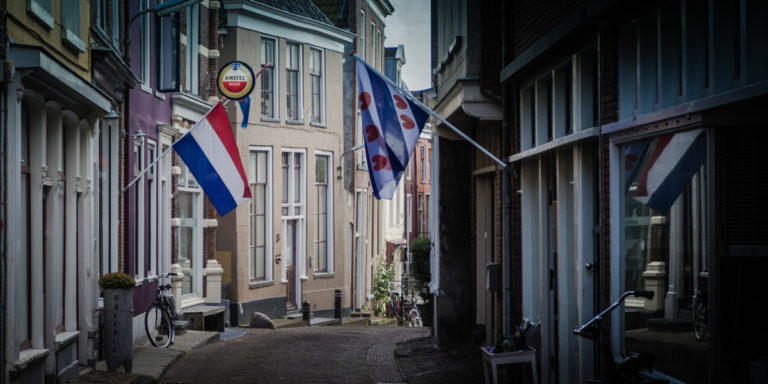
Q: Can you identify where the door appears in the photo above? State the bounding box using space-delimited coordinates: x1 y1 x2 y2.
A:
546 158 559 382
286 220 297 310
475 175 494 345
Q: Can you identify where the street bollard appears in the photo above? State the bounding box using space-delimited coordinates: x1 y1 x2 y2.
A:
302 301 310 324
334 289 342 319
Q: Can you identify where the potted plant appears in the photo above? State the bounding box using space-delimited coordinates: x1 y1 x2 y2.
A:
99 272 135 372
410 237 433 326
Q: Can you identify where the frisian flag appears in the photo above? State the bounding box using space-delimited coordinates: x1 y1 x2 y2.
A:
356 57 428 199
630 128 706 214
173 102 252 216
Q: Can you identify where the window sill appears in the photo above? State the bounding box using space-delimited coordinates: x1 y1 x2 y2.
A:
310 122 326 128
248 280 274 289
55 331 80 347
155 90 166 100
13 348 49 371
286 119 305 125
313 272 334 279
29 3 54 30
140 84 153 95
261 117 280 123
62 29 86 53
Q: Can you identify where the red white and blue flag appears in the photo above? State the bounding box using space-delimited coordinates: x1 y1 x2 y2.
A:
174 102 251 216
356 57 428 199
630 128 706 213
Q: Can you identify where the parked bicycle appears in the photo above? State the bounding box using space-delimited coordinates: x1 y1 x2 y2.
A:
693 272 708 341
574 290 668 384
389 288 423 327
145 273 178 348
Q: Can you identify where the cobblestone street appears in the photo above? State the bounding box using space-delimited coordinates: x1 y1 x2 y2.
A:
161 326 432 384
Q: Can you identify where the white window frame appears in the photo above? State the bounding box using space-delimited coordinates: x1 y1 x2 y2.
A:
371 22 377 69
29 0 54 29
147 140 158 279
378 29 383 69
249 146 273 282
281 148 307 282
134 137 145 280
185 3 200 95
420 145 426 183
406 194 413 233
360 10 366 60
260 36 279 120
61 0 85 52
314 150 334 274
309 47 325 125
140 0 151 92
101 118 119 275
285 42 303 122
112 0 120 47
178 164 204 301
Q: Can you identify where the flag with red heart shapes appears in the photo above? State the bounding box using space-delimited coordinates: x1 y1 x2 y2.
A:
356 57 428 199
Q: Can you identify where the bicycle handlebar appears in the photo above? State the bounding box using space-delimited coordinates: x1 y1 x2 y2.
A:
573 290 655 337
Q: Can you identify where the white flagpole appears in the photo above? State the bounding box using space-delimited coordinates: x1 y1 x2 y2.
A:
122 98 232 193
353 54 508 169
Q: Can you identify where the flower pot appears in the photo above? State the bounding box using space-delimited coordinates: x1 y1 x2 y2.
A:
103 288 133 372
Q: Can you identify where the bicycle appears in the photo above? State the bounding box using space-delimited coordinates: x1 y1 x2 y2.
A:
693 272 708 341
574 290 668 384
145 273 178 348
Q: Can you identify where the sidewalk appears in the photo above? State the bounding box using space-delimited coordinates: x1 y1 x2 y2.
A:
395 336 485 384
74 330 220 384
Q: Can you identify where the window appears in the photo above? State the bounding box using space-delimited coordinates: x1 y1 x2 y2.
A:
140 0 150 86
112 0 120 47
157 12 180 92
425 194 430 236
418 193 423 235
29 0 54 29
371 22 377 69
406 158 412 180
378 29 383 69
282 148 306 281
261 38 276 119
315 153 333 272
428 148 432 184
360 11 366 60
309 48 324 124
61 0 85 51
185 4 200 95
134 138 145 279
100 117 119 276
286 43 302 121
147 141 157 277
618 128 708 383
97 0 107 33
406 194 412 233
420 145 426 183
249 148 272 281
19 102 31 350
178 164 202 296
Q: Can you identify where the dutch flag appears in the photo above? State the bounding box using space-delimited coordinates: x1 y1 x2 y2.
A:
174 102 252 216
356 57 428 199
631 128 706 214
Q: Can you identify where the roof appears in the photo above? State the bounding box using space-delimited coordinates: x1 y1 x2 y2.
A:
311 0 348 28
255 0 334 25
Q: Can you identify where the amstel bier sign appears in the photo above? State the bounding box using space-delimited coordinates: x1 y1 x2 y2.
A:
217 61 255 100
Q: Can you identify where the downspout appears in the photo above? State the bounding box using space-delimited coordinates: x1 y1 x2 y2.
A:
500 0 512 339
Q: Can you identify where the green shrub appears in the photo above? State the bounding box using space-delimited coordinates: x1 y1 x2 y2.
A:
373 260 395 315
410 237 432 301
98 272 136 289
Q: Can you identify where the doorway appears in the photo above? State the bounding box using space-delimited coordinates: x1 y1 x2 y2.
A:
475 175 494 345
286 220 297 310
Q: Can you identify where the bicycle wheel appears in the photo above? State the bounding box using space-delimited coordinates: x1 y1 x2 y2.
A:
693 301 707 341
145 304 173 348
408 308 423 327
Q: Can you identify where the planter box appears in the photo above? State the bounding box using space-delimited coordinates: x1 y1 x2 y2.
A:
103 288 133 372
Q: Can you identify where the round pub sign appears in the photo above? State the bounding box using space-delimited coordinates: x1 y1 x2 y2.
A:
217 61 255 100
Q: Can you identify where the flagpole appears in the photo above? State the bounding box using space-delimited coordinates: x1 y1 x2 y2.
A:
352 54 508 169
122 98 233 193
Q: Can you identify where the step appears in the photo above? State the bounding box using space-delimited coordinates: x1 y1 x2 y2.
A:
351 311 372 318
174 319 189 330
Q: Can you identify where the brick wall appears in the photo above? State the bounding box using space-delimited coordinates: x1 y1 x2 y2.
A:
512 0 587 57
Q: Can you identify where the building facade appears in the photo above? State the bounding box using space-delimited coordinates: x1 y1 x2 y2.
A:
499 1 768 383
1 0 119 382
217 0 354 324
430 0 506 347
